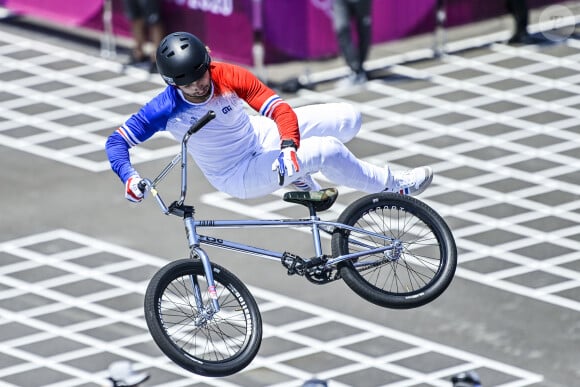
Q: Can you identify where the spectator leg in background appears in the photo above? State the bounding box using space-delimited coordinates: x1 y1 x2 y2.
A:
506 0 530 44
129 18 148 63
353 0 372 77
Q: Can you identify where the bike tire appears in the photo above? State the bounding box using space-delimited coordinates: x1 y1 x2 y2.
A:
144 259 262 377
331 193 457 309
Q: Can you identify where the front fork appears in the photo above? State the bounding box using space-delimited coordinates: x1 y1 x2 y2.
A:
183 209 221 314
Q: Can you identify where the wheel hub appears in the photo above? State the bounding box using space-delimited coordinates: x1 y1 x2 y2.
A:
385 239 403 261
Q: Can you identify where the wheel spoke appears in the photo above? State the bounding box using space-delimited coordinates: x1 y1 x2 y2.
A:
349 205 442 294
158 273 250 361
333 193 456 309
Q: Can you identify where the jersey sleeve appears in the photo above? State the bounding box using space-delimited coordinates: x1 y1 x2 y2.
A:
217 63 300 148
105 87 176 183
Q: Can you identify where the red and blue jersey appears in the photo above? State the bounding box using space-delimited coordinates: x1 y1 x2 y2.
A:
106 61 300 184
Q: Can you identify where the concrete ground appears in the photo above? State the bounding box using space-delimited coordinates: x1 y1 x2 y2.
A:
0 3 579 387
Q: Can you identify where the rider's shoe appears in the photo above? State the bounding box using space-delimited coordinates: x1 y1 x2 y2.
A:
385 166 433 196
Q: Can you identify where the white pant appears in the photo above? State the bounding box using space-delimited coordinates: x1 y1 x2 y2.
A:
224 102 390 199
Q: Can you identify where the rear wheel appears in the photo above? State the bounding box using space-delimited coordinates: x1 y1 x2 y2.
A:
144 259 262 376
332 193 457 309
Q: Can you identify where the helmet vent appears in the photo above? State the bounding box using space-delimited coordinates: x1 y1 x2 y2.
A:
180 44 190 50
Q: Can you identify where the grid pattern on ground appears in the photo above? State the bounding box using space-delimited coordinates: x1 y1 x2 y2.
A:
0 28 171 172
0 18 579 386
0 230 542 387
201 37 580 313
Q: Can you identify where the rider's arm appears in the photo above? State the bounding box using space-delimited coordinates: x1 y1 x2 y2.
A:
105 89 174 183
260 95 300 148
106 131 139 183
218 62 300 148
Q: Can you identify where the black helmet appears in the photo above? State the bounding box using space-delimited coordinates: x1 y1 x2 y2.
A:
156 32 211 86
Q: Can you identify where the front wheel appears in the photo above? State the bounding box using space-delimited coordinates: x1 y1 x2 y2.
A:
331 193 457 309
144 259 262 377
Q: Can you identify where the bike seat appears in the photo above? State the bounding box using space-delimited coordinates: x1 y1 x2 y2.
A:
283 188 339 212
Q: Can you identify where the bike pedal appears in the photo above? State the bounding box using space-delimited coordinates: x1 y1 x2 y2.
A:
282 252 305 276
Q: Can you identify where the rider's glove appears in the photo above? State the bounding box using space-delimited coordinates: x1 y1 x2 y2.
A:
272 139 300 185
125 175 145 203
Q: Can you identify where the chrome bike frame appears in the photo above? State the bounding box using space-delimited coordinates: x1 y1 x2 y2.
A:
139 111 395 314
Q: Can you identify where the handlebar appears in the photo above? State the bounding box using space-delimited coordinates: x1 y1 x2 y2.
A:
137 110 217 214
188 110 216 135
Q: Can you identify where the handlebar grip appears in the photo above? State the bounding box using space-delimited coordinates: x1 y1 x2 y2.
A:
137 180 147 193
187 110 216 135
276 153 285 186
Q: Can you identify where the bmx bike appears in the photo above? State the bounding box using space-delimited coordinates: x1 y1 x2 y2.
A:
138 110 457 377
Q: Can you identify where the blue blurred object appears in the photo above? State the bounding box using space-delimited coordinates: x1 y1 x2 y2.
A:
302 378 328 387
452 370 482 387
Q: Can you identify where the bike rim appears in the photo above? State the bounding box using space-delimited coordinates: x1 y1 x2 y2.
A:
156 273 254 363
344 204 445 295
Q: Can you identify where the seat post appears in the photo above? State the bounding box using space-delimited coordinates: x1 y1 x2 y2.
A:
307 204 317 218
309 205 323 257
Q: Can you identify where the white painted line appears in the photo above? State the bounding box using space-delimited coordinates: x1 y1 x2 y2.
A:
0 230 544 386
